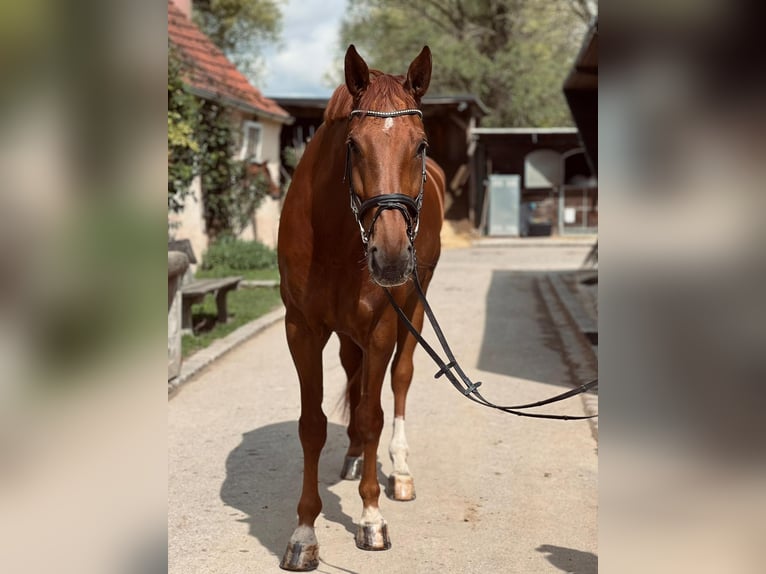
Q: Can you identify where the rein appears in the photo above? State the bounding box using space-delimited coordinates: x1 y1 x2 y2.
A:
345 109 427 245
384 264 598 420
345 108 598 420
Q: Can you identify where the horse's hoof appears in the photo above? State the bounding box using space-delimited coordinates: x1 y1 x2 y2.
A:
279 541 319 571
387 473 416 501
340 455 363 480
355 521 392 551
280 526 319 571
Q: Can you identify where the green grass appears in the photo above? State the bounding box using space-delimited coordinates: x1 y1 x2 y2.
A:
194 267 280 282
181 285 283 358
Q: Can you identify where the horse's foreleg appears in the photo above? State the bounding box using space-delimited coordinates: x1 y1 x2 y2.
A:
280 315 330 572
388 294 426 501
338 334 364 480
354 332 395 551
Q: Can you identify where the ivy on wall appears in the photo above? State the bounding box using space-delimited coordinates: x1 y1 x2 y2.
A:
167 47 271 240
168 44 199 214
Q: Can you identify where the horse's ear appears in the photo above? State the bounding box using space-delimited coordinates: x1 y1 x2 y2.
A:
345 44 370 100
404 46 432 102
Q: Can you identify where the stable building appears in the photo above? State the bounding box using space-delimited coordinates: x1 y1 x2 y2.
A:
471 128 596 236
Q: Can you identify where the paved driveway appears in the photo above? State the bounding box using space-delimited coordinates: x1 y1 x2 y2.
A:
169 241 598 574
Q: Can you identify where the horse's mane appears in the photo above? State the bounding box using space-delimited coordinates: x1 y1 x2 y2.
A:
324 70 418 123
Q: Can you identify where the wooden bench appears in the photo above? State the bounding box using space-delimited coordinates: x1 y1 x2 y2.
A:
169 239 244 332
181 276 242 331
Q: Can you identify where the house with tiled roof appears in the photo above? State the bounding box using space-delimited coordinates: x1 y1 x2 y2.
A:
168 0 293 256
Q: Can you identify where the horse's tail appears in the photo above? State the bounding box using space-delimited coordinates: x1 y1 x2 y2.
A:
330 382 351 424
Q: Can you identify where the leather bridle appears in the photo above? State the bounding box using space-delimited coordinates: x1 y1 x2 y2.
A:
344 108 427 245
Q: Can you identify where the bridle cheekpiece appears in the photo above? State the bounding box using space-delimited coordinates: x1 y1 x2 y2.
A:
344 108 428 246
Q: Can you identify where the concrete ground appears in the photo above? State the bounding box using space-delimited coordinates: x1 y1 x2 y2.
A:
168 239 598 574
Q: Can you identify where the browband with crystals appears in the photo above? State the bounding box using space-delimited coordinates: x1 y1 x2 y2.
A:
349 109 423 119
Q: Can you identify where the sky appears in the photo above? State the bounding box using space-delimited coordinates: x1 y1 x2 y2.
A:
260 0 348 98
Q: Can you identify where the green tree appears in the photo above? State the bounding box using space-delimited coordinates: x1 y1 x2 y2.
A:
337 0 592 126
192 0 283 82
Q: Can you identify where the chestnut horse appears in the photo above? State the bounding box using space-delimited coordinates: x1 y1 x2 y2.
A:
277 45 445 570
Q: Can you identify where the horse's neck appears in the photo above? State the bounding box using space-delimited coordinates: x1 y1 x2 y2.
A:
313 121 350 206
302 121 357 246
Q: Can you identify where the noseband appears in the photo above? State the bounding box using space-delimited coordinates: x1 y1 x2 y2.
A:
344 109 428 245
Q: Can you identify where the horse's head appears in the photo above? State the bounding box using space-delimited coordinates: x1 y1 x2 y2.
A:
344 44 432 287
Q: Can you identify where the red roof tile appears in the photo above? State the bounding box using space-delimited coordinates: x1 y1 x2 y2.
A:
168 1 291 122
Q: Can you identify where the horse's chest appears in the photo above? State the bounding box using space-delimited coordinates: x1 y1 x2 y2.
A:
291 254 377 334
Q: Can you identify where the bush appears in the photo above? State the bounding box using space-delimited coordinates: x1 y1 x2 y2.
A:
200 238 277 272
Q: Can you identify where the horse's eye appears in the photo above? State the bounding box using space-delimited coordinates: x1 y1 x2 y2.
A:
347 139 359 154
416 141 428 156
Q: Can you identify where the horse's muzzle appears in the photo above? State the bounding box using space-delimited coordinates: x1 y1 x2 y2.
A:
368 244 414 287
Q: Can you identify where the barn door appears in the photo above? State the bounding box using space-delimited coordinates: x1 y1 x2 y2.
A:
487 174 521 236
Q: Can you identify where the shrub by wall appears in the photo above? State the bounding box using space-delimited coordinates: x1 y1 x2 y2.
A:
200 237 277 273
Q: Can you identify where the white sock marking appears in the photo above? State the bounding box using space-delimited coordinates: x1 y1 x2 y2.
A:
360 505 384 525
289 524 317 546
389 416 410 475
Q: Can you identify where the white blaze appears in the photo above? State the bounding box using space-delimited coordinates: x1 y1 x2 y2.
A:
383 117 394 132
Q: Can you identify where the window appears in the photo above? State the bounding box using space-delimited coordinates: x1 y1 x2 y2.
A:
241 121 263 163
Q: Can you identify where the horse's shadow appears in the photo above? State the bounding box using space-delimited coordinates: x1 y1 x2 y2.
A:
537 544 598 574
220 421 386 559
